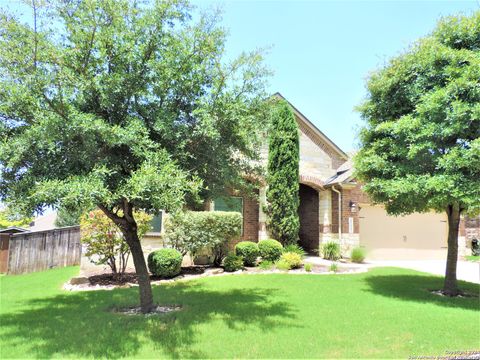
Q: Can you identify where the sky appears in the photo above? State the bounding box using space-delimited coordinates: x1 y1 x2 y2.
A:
1 0 478 152
192 0 479 152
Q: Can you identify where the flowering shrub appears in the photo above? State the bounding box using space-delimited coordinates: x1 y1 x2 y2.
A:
80 209 152 275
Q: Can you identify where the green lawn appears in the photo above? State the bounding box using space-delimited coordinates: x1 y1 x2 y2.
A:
466 255 480 262
1 267 479 359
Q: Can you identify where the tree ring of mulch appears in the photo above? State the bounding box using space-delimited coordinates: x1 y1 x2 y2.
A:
112 304 182 316
430 289 477 298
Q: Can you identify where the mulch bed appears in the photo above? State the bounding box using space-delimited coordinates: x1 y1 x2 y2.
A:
83 263 361 287
88 266 209 286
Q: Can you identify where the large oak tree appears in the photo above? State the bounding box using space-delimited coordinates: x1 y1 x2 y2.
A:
355 12 480 295
0 0 269 312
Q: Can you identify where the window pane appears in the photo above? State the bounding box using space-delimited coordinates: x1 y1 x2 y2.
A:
214 197 243 213
150 212 162 233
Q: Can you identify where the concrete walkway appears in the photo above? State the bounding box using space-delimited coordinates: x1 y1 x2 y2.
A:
368 259 480 284
304 256 480 284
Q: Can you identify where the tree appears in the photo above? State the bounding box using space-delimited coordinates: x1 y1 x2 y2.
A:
55 206 85 228
265 100 300 245
81 209 152 276
0 0 269 312
355 12 480 296
0 207 32 229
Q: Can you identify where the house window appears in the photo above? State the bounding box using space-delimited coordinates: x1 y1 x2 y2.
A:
213 196 244 234
150 212 163 233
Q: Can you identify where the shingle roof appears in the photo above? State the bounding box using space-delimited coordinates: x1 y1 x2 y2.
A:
324 158 355 186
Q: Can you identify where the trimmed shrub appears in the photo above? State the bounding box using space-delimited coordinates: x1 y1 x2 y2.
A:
280 252 303 269
275 259 291 271
304 263 312 272
223 254 244 272
322 241 341 261
147 248 182 278
351 247 366 263
258 239 283 261
164 211 242 266
283 243 306 258
235 241 259 266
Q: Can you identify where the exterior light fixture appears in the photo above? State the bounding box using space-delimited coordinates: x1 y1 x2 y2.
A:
349 200 357 213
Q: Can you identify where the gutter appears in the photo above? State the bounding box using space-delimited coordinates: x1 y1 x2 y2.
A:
331 185 342 242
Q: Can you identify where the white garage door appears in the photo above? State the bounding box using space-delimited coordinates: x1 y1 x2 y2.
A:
359 205 448 260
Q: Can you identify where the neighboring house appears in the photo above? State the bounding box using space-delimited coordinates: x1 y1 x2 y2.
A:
207 93 474 260
29 212 57 232
0 227 29 234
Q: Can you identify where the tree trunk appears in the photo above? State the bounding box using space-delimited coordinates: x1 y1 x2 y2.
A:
98 203 155 313
123 225 154 313
443 204 461 296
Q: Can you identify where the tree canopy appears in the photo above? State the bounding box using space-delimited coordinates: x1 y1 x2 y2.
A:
0 207 32 229
355 11 480 295
0 0 270 312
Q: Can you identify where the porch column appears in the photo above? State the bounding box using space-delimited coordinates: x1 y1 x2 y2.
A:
319 189 333 245
258 186 268 240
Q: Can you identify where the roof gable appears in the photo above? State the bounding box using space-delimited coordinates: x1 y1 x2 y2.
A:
273 92 348 162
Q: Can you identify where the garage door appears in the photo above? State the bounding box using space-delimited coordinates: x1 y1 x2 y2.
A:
359 205 448 260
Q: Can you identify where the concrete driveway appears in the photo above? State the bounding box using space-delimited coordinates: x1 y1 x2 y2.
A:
368 260 480 284
304 256 480 284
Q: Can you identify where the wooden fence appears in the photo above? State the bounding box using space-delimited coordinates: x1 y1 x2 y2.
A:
3 226 81 275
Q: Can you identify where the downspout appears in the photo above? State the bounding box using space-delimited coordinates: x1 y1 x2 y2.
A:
331 185 342 242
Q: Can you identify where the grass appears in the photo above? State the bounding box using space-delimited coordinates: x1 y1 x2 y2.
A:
466 255 480 262
0 267 479 359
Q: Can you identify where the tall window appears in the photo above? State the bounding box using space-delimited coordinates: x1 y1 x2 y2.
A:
150 211 163 233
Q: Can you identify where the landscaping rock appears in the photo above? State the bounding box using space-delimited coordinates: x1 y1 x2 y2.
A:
113 305 182 316
205 268 224 275
69 276 90 285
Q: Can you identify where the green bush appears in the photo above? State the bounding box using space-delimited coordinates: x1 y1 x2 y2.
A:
351 247 366 263
275 259 291 271
280 252 303 269
283 243 306 258
164 211 242 266
329 262 339 273
259 260 274 270
223 254 244 272
304 263 312 272
147 248 182 278
235 241 259 266
258 239 283 261
322 241 341 261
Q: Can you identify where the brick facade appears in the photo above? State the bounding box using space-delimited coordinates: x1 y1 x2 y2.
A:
330 184 367 235
241 190 260 243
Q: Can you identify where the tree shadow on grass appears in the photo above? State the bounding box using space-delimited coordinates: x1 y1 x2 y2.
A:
364 272 480 311
0 282 297 359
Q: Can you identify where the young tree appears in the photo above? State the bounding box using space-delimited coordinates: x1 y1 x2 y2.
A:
265 100 300 245
81 209 153 276
355 12 480 296
0 0 269 312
